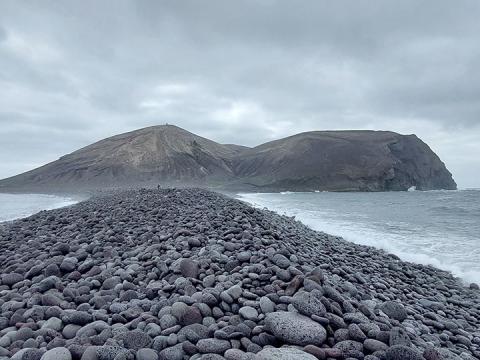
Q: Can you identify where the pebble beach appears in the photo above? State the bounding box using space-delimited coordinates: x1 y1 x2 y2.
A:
0 188 479 360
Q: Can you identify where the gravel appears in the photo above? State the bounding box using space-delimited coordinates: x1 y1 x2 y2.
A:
0 188 478 360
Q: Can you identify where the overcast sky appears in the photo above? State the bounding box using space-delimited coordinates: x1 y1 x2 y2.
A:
1 1 479 188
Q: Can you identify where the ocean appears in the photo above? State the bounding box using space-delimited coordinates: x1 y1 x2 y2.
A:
237 189 480 285
0 193 78 222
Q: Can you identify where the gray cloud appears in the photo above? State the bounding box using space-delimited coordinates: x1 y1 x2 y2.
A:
0 0 479 188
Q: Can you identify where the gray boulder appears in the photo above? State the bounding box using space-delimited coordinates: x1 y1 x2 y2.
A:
137 348 158 360
379 301 408 322
40 347 71 360
264 311 327 346
292 290 326 317
196 338 231 354
256 347 317 360
386 345 423 360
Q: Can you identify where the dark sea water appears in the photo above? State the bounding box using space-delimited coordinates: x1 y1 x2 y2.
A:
237 189 480 284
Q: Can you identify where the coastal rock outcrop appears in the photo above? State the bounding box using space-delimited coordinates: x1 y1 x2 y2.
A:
0 125 456 192
0 188 477 360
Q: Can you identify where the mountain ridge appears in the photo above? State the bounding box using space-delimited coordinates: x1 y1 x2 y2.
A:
0 125 457 193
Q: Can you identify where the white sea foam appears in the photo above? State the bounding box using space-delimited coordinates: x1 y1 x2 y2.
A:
0 193 79 222
237 191 480 284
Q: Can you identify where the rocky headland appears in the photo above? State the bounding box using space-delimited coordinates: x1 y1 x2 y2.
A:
0 189 478 360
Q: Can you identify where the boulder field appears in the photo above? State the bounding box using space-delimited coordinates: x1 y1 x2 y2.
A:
0 189 478 360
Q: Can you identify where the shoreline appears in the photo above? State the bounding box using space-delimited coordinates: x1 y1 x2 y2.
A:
0 193 86 224
0 189 478 359
235 191 480 285
1 188 477 285
0 188 477 286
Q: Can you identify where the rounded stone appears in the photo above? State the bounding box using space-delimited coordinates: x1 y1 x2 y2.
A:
178 306 203 326
44 263 61 277
179 258 199 279
171 302 189 319
62 310 92 326
160 314 178 329
348 324 367 342
236 251 252 262
256 347 317 360
196 338 231 354
16 348 44 360
239 306 258 321
115 330 151 350
40 347 71 360
265 311 327 346
1 273 23 287
60 258 77 272
42 317 63 331
158 344 184 360
202 274 216 288
333 340 364 356
389 327 411 347
227 285 243 299
224 349 251 360
386 345 423 360
272 254 290 269
259 297 275 314
137 348 158 360
102 276 121 290
63 324 81 339
292 290 326 317
303 345 326 360
379 301 408 322
364 339 388 353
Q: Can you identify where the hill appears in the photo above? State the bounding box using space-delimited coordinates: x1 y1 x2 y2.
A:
232 131 456 191
0 125 457 192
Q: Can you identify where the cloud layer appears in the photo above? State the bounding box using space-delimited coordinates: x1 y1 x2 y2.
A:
1 1 479 187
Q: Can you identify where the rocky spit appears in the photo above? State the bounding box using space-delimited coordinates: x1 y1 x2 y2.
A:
0 189 479 360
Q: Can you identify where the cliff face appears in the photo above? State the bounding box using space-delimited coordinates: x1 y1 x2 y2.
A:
384 135 457 191
231 131 457 192
0 125 457 192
